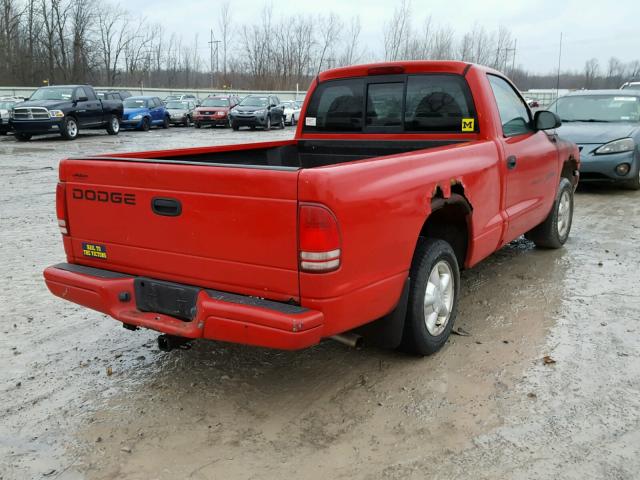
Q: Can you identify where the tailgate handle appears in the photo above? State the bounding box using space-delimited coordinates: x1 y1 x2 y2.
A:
151 197 182 217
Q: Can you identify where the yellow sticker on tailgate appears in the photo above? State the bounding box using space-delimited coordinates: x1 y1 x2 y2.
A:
461 118 475 132
82 243 107 259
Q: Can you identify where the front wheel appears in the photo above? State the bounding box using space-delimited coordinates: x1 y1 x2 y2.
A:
624 170 640 190
291 114 297 126
106 115 120 135
162 116 169 129
61 116 79 140
278 116 285 129
232 122 239 131
264 116 271 130
525 177 574 248
140 117 151 131
15 132 32 142
399 238 460 356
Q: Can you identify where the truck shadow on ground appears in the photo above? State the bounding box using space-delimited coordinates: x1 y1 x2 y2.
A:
69 237 570 478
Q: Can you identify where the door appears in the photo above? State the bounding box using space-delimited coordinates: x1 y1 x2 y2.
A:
150 98 163 123
487 75 559 242
74 87 99 126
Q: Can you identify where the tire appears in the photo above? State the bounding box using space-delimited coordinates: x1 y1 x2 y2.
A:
162 116 169 129
15 132 31 142
195 122 201 129
0 130 7 136
61 116 79 140
185 115 192 127
399 238 460 356
291 114 297 126
232 122 239 131
227 117 232 128
525 177 574 248
624 169 640 190
140 117 151 131
278 116 285 129
106 115 120 135
264 115 271 130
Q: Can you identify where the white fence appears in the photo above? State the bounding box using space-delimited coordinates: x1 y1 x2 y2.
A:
0 86 307 102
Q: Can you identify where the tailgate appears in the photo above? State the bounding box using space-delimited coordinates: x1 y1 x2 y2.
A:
60 158 300 301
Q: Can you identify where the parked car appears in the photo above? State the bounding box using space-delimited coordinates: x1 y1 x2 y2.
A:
44 61 579 356
550 89 640 189
96 90 132 101
163 94 199 105
524 96 540 108
9 85 122 141
0 96 24 135
621 81 640 91
279 100 302 125
228 94 284 130
166 100 197 126
120 96 170 131
193 95 240 128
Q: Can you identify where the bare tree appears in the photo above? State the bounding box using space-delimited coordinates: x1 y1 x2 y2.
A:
218 0 232 82
584 58 600 89
383 0 411 60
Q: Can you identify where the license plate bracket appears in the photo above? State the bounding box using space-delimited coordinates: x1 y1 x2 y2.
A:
134 278 200 321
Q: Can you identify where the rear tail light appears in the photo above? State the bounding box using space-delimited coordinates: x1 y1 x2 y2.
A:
298 204 341 273
56 182 69 235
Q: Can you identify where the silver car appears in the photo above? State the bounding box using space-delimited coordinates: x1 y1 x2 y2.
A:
0 97 24 135
166 100 196 127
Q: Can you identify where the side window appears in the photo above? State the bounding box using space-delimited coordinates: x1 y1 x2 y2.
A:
75 87 87 100
404 75 476 132
488 75 532 136
366 83 403 127
303 78 364 132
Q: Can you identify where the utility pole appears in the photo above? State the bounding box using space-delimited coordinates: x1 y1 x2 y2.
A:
556 32 563 101
208 30 221 89
510 39 517 74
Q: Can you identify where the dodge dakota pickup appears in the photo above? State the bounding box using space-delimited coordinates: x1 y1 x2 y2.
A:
10 84 122 141
43 61 579 355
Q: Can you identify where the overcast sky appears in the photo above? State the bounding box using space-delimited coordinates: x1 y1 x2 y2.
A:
128 0 640 74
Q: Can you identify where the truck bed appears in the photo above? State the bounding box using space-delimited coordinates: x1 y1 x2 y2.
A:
99 139 465 169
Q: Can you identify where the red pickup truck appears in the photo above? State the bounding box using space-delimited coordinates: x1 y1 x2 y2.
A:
44 61 579 355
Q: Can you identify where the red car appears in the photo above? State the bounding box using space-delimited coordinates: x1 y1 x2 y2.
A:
193 95 239 128
44 61 579 355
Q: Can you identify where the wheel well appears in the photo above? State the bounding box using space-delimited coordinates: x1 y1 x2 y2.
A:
418 194 471 268
562 157 579 185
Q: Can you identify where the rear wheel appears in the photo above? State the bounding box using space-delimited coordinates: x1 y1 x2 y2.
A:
525 177 574 248
61 116 79 140
14 132 31 142
399 238 460 356
106 115 120 135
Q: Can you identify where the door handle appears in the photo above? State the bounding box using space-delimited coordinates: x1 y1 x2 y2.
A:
506 155 517 169
151 197 182 216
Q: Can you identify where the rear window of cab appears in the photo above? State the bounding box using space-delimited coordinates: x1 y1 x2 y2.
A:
303 74 477 134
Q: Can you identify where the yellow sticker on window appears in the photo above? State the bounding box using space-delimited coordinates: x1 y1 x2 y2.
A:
461 118 475 132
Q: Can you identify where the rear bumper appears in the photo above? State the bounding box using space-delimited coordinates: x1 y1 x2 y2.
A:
43 263 323 350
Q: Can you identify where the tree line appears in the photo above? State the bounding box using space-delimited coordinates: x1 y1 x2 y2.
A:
0 0 638 91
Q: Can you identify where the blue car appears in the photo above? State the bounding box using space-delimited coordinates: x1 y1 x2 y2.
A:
121 96 170 131
550 90 640 189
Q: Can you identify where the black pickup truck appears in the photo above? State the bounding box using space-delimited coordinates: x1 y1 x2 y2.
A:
10 85 123 141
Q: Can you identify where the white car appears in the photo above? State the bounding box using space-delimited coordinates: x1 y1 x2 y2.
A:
621 81 640 91
0 97 24 135
279 100 303 126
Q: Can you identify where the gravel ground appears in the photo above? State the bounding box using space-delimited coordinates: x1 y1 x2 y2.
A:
0 126 638 480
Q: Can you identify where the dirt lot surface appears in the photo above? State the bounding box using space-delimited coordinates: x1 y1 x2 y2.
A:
1 127 639 480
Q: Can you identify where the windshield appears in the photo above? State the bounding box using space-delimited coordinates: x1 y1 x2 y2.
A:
202 98 229 107
240 96 268 107
166 101 189 109
165 96 180 101
124 99 148 109
551 95 640 122
30 87 74 101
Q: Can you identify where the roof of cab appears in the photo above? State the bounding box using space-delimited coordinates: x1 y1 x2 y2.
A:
317 61 497 83
563 89 640 97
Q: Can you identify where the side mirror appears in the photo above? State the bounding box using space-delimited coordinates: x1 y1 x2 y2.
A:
534 110 561 130
78 96 89 102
